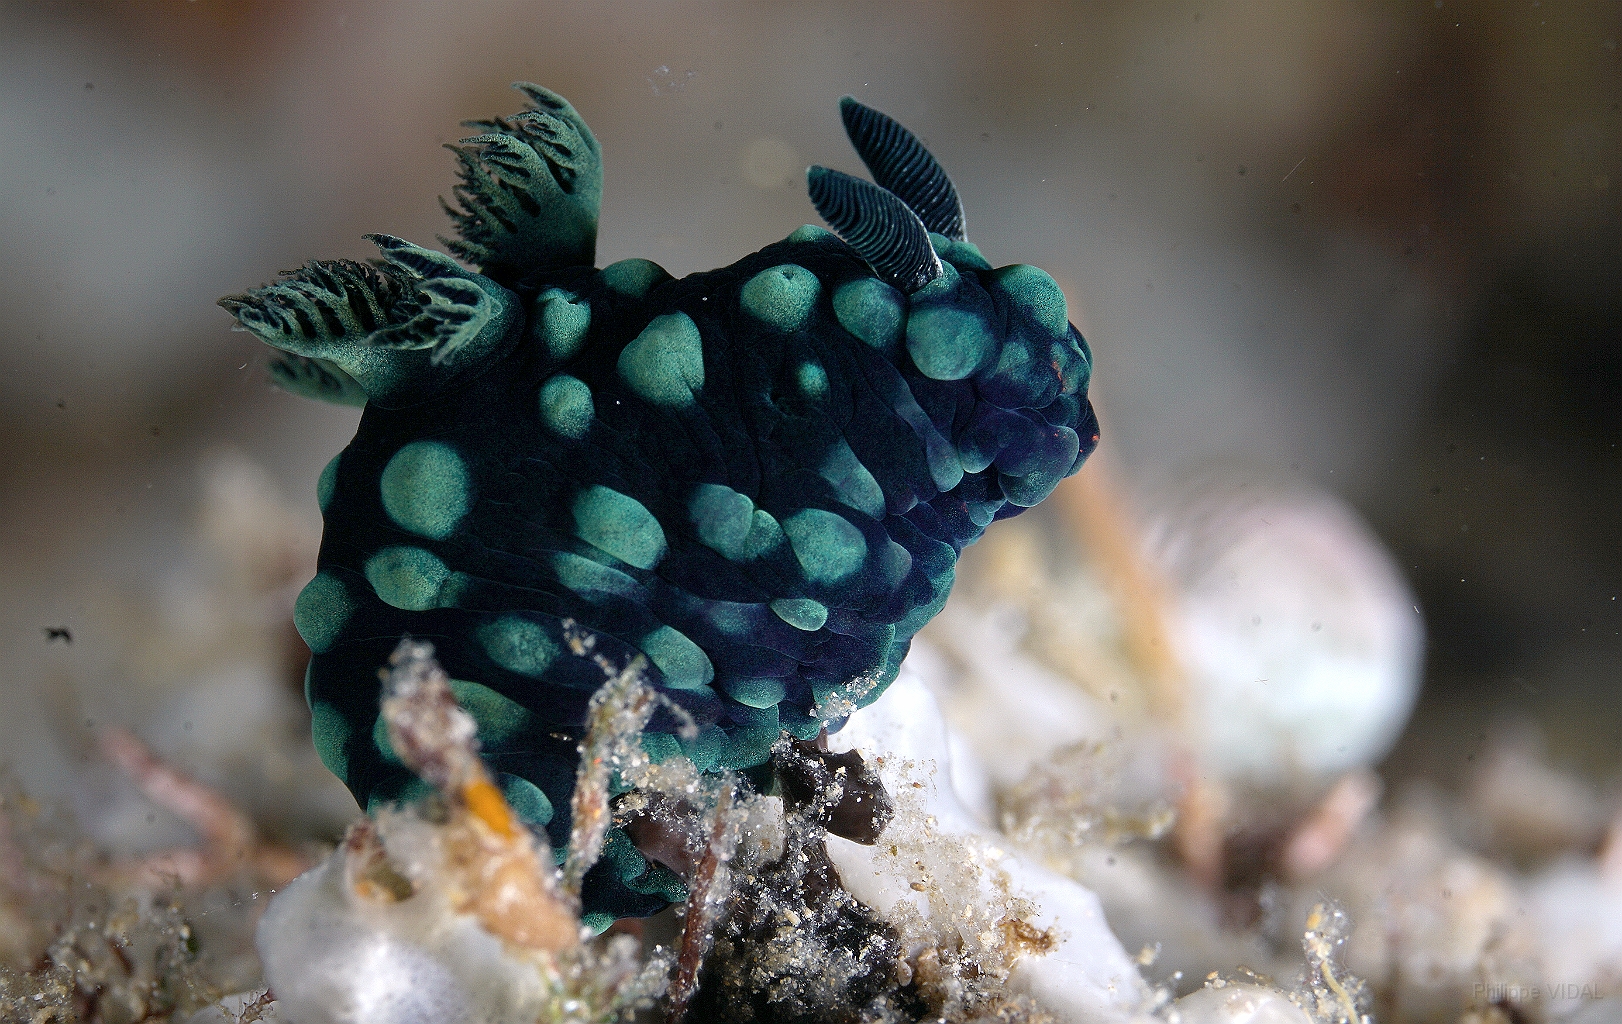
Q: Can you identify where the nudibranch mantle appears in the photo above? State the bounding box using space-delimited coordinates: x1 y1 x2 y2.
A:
223 84 1098 920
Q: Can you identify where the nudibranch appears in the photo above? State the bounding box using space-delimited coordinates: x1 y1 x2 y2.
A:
222 84 1098 921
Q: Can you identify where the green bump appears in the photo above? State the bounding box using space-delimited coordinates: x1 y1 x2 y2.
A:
533 288 591 360
689 483 755 559
477 615 560 678
741 508 787 559
600 258 670 298
717 725 780 770
992 264 1069 338
618 312 703 407
741 264 821 332
365 546 451 611
907 305 995 381
380 441 470 540
930 233 991 271
833 278 905 355
724 675 787 710
552 551 642 601
573 485 667 569
639 625 715 691
294 571 352 654
771 597 828 631
310 699 351 779
316 452 341 511
786 224 833 244
498 774 554 827
819 439 886 518
539 374 594 439
797 361 829 399
449 678 534 747
782 509 867 584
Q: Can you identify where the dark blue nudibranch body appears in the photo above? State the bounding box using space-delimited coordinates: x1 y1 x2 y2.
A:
222 85 1097 923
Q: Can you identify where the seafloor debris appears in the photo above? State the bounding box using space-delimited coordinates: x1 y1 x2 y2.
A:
257 640 670 1024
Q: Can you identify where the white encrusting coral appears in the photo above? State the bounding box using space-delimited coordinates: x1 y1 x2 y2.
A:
824 662 1154 1023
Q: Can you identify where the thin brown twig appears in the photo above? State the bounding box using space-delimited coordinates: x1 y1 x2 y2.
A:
666 778 736 1024
96 727 311 890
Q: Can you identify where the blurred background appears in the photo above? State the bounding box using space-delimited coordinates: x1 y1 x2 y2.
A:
0 0 1616 815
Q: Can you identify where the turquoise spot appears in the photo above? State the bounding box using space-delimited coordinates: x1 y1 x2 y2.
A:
600 258 670 298
724 675 787 710
819 439 886 517
497 773 554 827
641 731 683 763
689 483 755 559
782 509 867 584
476 615 559 679
717 725 780 770
907 305 996 381
310 700 351 779
552 551 644 601
639 625 715 691
992 264 1069 338
741 264 821 332
316 452 341 511
833 279 905 355
930 233 991 271
618 312 704 407
741 508 787 559
781 707 823 741
532 288 591 360
786 224 833 243
449 678 534 747
372 712 403 766
380 441 470 540
364 546 451 611
678 724 726 773
877 540 914 589
573 486 667 569
797 361 829 399
294 571 351 653
727 702 779 728
539 374 594 439
705 602 756 637
771 598 828 631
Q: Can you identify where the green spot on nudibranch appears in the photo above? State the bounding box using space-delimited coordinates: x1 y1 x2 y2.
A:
617 312 703 407
317 452 341 511
380 441 470 540
833 278 905 356
539 374 594 439
498 773 554 826
742 508 787 559
782 509 867 584
449 678 535 748
294 571 352 654
600 258 671 298
573 485 667 569
365 546 451 611
786 224 833 244
907 305 995 381
771 597 828 631
992 264 1069 338
741 264 821 332
930 233 990 271
717 725 779 769
819 439 886 518
797 361 829 399
723 674 787 710
310 699 351 779
477 615 560 679
689 483 755 559
533 288 591 360
640 625 715 691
